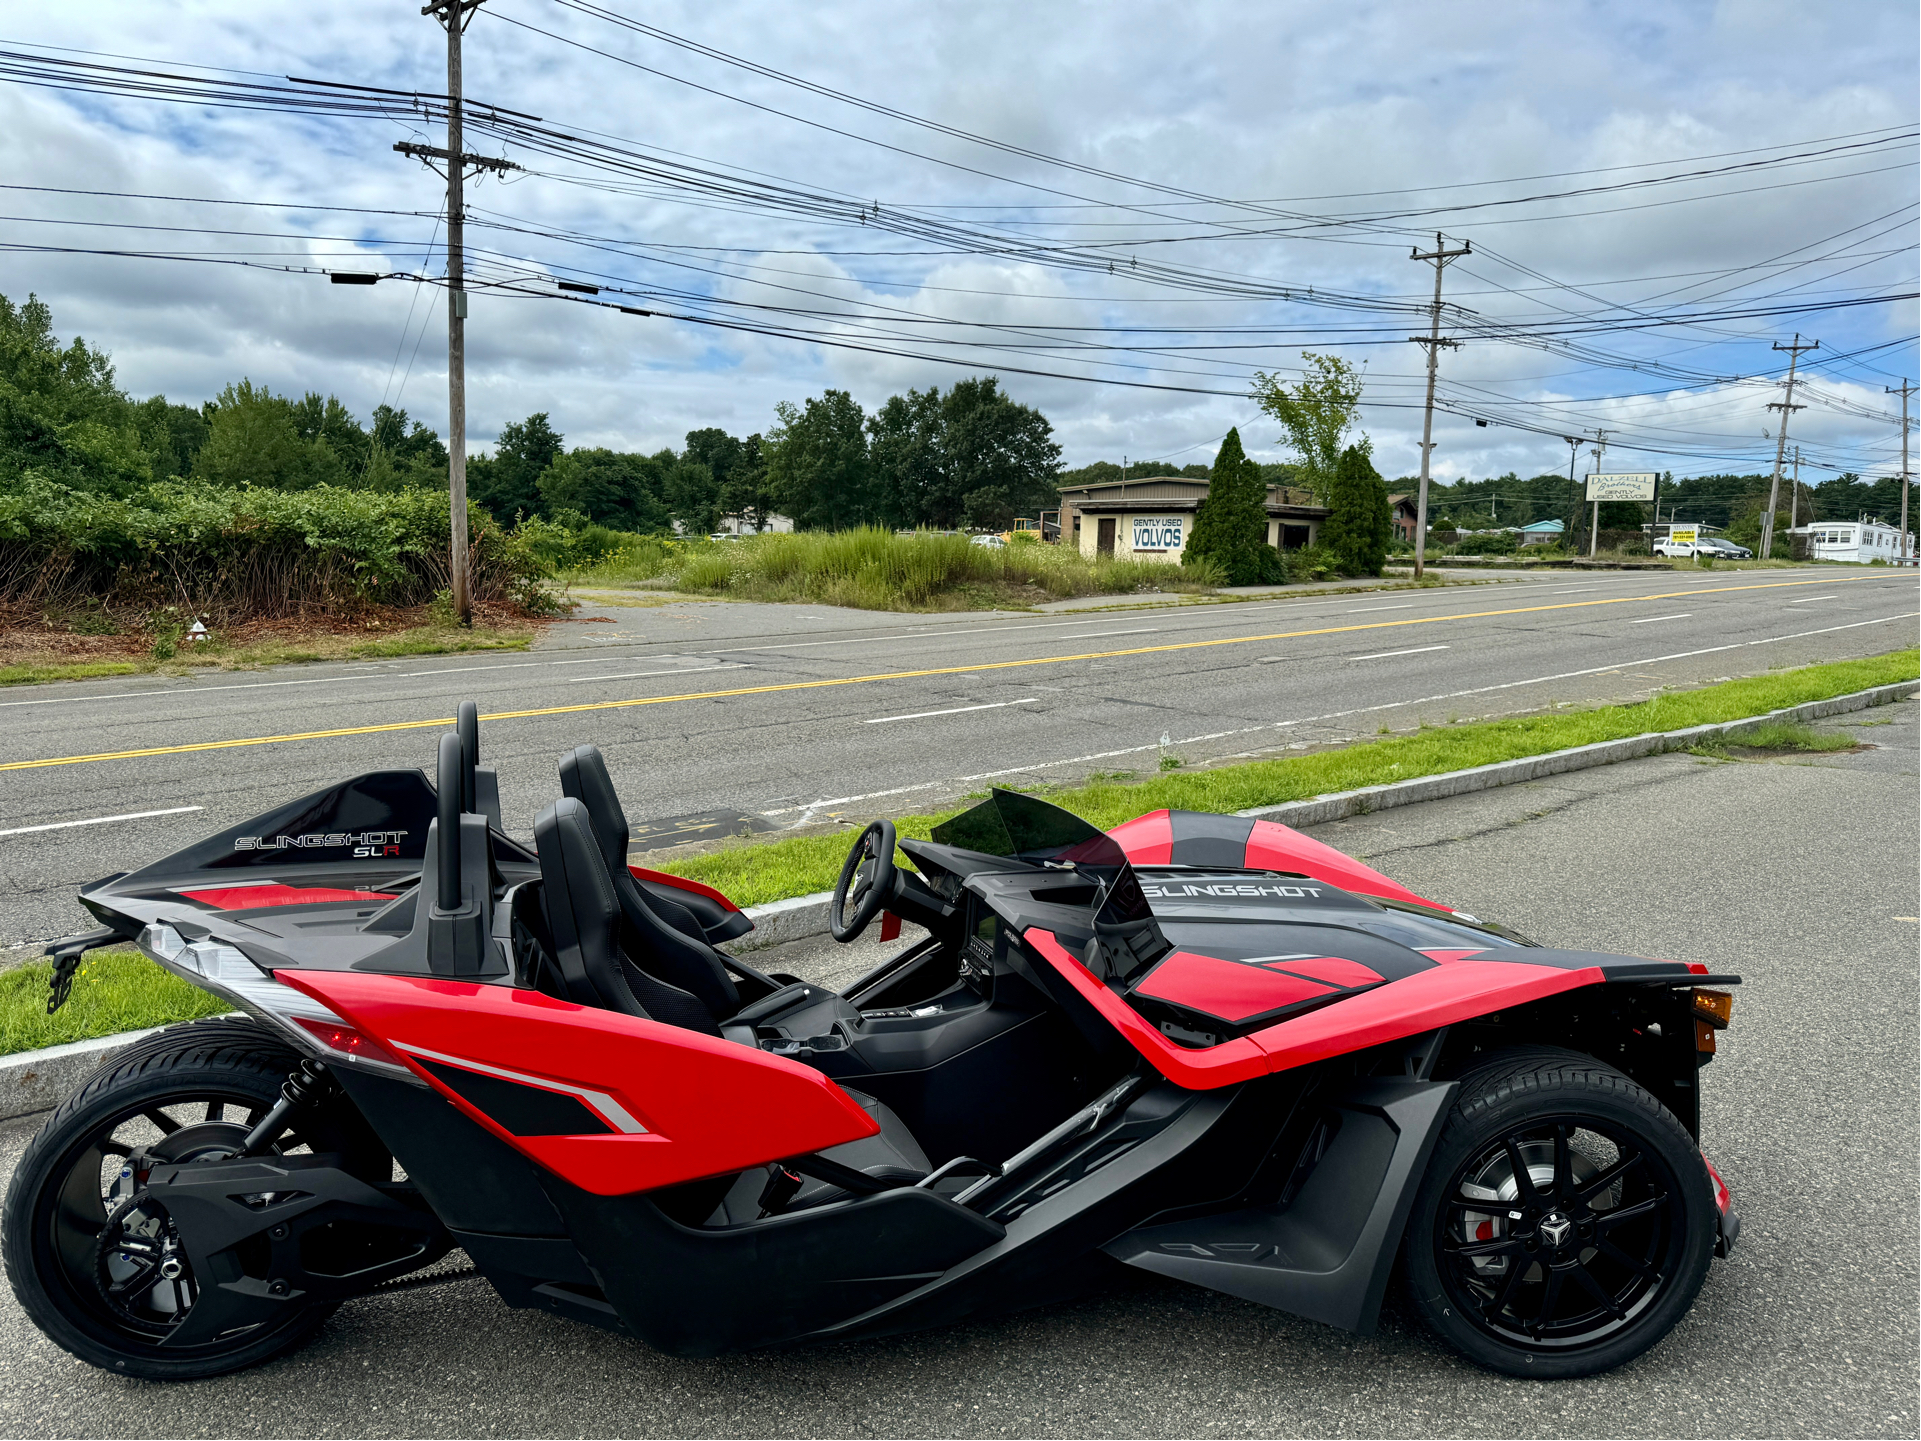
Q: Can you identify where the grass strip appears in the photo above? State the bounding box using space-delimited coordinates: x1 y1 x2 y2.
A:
658 648 1918 908
1689 719 1858 756
1 951 229 1056
1 626 531 688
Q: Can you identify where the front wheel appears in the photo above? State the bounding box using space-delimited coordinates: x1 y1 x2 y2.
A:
2 1018 387 1380
1402 1047 1717 1379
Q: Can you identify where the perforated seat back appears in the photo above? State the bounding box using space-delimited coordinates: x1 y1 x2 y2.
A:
558 746 740 1021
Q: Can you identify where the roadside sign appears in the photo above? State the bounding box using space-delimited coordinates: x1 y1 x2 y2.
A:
1132 516 1185 552
1669 525 1699 545
1585 473 1657 501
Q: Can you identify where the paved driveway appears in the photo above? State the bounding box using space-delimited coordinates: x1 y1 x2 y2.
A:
0 702 1913 1437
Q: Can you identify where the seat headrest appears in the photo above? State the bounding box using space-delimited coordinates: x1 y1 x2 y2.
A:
558 745 629 877
532 797 617 970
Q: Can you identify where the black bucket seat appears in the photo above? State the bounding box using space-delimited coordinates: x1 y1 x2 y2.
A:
556 746 742 1024
532 795 928 1211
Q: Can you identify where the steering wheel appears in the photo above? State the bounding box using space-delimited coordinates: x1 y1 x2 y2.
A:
831 820 898 942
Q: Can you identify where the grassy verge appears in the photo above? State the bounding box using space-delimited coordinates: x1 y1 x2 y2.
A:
657 648 1918 907
1690 720 1859 757
0 621 534 688
1 952 229 1056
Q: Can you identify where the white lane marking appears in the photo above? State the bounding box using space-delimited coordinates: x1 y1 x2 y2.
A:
761 611 1917 814
0 805 202 838
1351 645 1452 661
564 666 734 684
865 698 1039 725
1631 613 1693 624
1348 604 1414 612
1788 595 1839 603
1057 627 1157 639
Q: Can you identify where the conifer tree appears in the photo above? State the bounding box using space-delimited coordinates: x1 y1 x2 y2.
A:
1322 444 1392 576
1184 428 1280 583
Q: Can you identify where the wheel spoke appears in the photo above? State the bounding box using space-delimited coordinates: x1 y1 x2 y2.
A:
1528 1266 1564 1336
1578 1147 1645 1206
1485 1252 1532 1322
105 1255 160 1297
203 1101 224 1123
141 1108 181 1135
1592 1193 1667 1230
1446 1235 1526 1261
1503 1138 1541 1206
1446 1193 1510 1211
1568 1259 1627 1320
1595 1235 1663 1283
1552 1124 1572 1197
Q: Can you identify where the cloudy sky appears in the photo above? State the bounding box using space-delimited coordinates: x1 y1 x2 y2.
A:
2 0 1915 483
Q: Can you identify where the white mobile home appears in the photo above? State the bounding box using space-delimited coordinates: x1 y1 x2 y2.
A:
1788 520 1912 564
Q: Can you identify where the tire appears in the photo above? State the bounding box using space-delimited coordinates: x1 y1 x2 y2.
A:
1402 1046 1716 1379
2 1017 386 1380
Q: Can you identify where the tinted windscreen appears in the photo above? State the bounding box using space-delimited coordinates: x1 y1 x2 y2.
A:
932 788 1129 869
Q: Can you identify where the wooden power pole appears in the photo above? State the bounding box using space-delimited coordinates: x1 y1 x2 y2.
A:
1409 233 1471 579
1890 378 1915 563
400 0 518 626
1761 334 1817 561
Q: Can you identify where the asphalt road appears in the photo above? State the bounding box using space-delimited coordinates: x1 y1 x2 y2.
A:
1 566 1915 946
0 701 1912 1438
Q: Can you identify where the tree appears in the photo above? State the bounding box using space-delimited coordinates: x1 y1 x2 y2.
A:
1322 444 1392 576
765 389 874 529
537 448 670 532
0 291 150 494
718 434 778 531
867 386 948 527
133 396 209 480
1250 352 1366 503
943 377 1061 527
193 380 348 490
470 412 561 519
1184 428 1281 584
665 458 720 535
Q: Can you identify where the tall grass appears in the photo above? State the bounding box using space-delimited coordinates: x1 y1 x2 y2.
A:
568 528 1221 610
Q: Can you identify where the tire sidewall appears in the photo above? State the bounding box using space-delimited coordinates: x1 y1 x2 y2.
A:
1404 1051 1717 1379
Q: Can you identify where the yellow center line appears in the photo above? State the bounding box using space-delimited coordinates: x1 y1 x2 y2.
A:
2 573 1897 773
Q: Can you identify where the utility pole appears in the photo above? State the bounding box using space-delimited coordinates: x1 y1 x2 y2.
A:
1788 445 1801 541
1889 378 1915 562
1563 435 1583 550
402 0 516 626
1409 232 1471 579
1761 334 1817 562
1588 431 1608 557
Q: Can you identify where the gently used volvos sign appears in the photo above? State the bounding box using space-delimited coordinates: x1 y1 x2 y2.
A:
234 830 408 858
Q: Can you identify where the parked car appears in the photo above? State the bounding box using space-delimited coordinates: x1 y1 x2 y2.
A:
1695 538 1752 559
1652 538 1697 558
970 533 1006 548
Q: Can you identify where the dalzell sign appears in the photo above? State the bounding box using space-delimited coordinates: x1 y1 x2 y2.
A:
1132 515 1185 552
1585 472 1658 502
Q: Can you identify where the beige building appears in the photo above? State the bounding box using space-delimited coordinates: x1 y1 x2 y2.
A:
1053 476 1330 563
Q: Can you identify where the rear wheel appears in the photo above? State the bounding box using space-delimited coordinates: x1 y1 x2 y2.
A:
1403 1047 1716 1379
2 1018 387 1379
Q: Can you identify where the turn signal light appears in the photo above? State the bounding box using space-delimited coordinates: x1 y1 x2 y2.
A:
1692 989 1733 1029
294 1016 405 1069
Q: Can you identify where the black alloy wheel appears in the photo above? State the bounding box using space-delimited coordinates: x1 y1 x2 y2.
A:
2 1018 387 1380
1403 1047 1716 1379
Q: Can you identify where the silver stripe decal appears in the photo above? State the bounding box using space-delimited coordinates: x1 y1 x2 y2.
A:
393 1041 646 1135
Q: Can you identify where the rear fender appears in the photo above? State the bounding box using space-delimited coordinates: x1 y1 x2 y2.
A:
279 970 878 1195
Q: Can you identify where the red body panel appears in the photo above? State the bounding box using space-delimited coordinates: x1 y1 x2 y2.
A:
1244 959 1600 1071
628 866 742 912
280 970 877 1196
1133 950 1339 1023
1105 811 1173 865
1242 820 1445 909
1026 929 1603 1090
1024 930 1270 1087
181 885 392 910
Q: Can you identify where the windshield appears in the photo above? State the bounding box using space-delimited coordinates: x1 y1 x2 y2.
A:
932 789 1130 869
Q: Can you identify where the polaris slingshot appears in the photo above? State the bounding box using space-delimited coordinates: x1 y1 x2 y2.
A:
6 706 1741 1380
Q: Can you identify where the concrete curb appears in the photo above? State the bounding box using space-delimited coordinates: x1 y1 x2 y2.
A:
1235 680 1917 828
0 1026 168 1123
4 679 1908 1124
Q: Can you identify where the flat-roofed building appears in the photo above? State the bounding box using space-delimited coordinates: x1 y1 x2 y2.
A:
1788 519 1914 564
1055 476 1330 563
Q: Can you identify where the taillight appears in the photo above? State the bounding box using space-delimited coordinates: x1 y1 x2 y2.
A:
293 1016 406 1069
